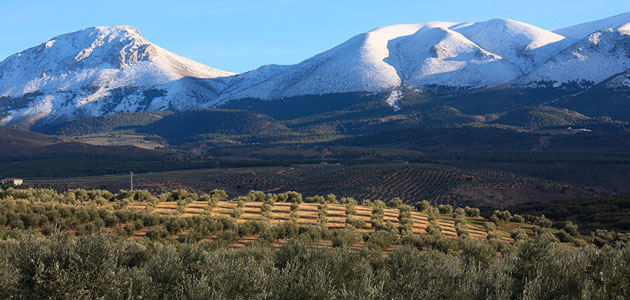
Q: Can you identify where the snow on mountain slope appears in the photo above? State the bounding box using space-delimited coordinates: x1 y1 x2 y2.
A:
451 18 573 73
518 26 630 86
0 26 233 125
218 19 568 101
554 12 630 40
384 25 520 87
218 23 446 100
601 68 630 88
4 13 630 125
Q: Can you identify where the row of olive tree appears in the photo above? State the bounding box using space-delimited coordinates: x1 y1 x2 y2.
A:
0 231 628 299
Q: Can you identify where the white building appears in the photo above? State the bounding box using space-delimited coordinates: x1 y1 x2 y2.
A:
0 178 23 186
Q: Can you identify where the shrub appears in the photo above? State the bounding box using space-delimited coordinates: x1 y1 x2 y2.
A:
427 207 440 222
464 206 480 217
366 230 398 250
398 205 413 235
510 228 528 241
438 204 453 215
455 222 469 238
279 191 302 204
210 189 228 201
325 194 337 204
306 195 325 204
511 214 525 223
555 230 574 243
415 200 430 212
146 226 169 240
230 208 243 219
564 221 579 236
318 203 328 226
332 228 362 248
346 217 365 229
389 198 403 209
426 224 442 236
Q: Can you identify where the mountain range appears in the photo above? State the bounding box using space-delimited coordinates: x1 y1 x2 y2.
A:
1 12 630 126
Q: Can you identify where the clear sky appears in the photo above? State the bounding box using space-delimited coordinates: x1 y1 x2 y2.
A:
1 0 629 73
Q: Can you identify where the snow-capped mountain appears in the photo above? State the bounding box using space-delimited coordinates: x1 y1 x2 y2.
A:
217 19 572 101
518 25 630 86
2 12 630 125
0 25 233 125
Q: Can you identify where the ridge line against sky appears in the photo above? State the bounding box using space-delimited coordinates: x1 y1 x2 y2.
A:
1 0 629 73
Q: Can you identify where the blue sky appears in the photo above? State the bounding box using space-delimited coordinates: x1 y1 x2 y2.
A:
1 0 629 73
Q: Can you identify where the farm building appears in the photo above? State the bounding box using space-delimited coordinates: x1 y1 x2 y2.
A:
1 178 23 186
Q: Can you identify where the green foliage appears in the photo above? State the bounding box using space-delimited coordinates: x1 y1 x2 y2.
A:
438 204 453 214
231 208 243 219
278 191 302 204
464 206 481 217
210 189 228 202
346 216 366 229
564 221 579 236
389 197 403 209
427 207 440 222
332 228 362 248
415 200 430 212
318 203 328 226
491 210 513 225
510 228 529 242
2 231 629 299
305 195 325 204
366 230 398 251
398 205 414 236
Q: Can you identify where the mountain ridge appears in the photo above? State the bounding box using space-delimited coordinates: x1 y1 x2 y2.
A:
1 13 630 125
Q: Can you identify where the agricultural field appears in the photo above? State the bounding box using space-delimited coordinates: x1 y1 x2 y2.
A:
27 163 595 209
1 186 628 299
1 186 611 252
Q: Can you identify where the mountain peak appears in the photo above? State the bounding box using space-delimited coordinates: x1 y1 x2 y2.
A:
449 18 570 73
0 25 233 125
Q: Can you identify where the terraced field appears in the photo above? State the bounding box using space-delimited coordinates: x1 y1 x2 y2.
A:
125 199 517 249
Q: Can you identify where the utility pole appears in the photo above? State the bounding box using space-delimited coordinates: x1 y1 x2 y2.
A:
130 171 134 191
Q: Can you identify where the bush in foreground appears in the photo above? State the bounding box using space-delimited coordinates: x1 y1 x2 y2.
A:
0 232 629 299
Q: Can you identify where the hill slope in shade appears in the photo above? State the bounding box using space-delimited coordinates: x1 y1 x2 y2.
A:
136 109 292 144
491 106 591 127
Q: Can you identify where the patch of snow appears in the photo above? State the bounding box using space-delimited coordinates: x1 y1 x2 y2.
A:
385 87 402 111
